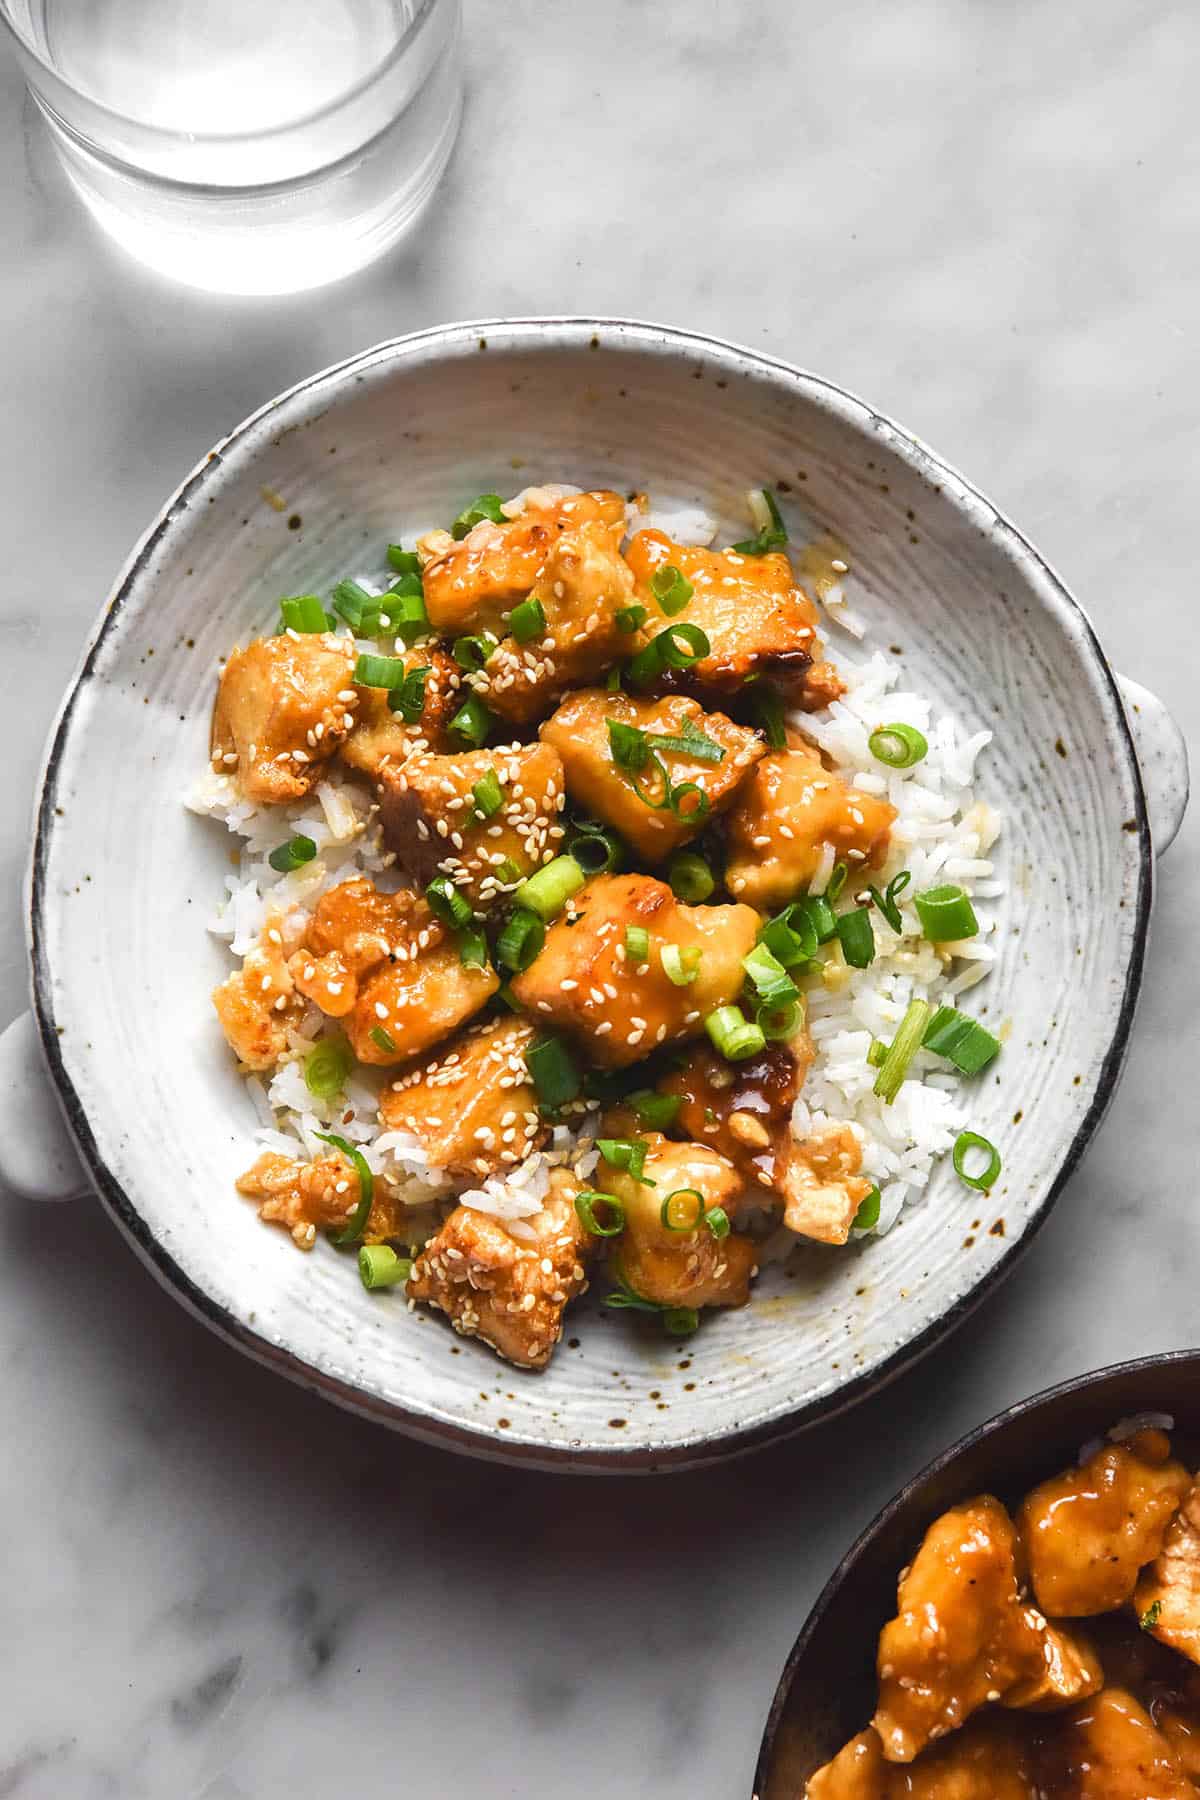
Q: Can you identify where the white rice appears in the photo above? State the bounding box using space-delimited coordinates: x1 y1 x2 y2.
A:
188 517 1002 1251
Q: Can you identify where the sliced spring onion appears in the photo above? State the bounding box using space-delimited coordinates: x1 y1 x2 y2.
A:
825 861 849 902
742 942 800 1008
706 1004 767 1063
751 690 787 749
795 892 838 944
525 1034 582 1109
650 564 695 616
451 493 505 539
358 1244 412 1290
457 926 489 969
509 596 546 642
661 943 702 986
268 834 317 873
952 1130 1002 1191
624 924 650 963
629 1089 682 1130
835 905 876 969
868 722 928 769
515 853 585 920
386 544 421 576
668 852 715 903
606 665 623 692
704 1205 731 1240
472 768 504 819
447 694 493 749
604 1275 665 1314
873 998 932 1104
574 1190 626 1237
452 631 497 672
663 1307 699 1337
922 1006 1002 1075
607 718 649 771
915 883 979 943
867 1038 888 1069
851 1186 881 1231
571 827 623 875
388 586 431 645
353 652 408 689
597 1138 655 1185
279 594 329 633
758 903 818 968
494 856 524 885
1141 1600 1163 1633
647 725 725 764
313 1131 374 1246
660 1188 705 1232
425 875 472 928
758 998 802 1041
732 487 787 555
331 579 380 633
667 780 709 824
629 622 711 685
497 907 544 973
389 664 429 723
304 1037 353 1100
616 603 648 633
369 1024 397 1055
867 870 912 934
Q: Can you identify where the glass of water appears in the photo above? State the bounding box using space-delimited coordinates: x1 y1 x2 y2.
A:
0 0 463 295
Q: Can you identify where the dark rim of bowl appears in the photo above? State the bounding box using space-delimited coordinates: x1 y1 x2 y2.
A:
26 317 1153 1473
751 1347 1200 1796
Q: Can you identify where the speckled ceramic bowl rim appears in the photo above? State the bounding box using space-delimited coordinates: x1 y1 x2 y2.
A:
751 1347 1200 1795
25 318 1153 1472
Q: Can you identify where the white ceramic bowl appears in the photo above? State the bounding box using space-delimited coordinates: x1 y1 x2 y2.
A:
0 320 1187 1471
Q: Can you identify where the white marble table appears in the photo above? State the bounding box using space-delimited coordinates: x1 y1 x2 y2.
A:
1 4 1196 1793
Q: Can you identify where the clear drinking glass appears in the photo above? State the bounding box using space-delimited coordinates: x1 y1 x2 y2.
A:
0 0 463 295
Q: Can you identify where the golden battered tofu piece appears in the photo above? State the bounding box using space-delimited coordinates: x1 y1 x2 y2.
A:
475 524 639 725
540 688 764 861
379 1015 547 1180
1002 1621 1103 1712
1035 1687 1199 1799
1136 1479 1200 1668
725 736 896 910
236 1150 407 1250
211 632 359 805
625 528 821 694
890 1715 1036 1797
377 740 565 908
1018 1433 1192 1617
339 646 460 780
874 1496 1066 1762
212 916 303 1070
806 1729 886 1798
595 1135 757 1310
509 873 759 1068
422 489 626 639
290 877 418 1018
407 1172 592 1368
780 1123 874 1247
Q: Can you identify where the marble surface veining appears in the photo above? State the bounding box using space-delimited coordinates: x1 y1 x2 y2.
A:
2 2 1198 1794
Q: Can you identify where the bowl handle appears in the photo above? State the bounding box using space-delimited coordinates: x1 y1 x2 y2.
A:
0 1011 90 1202
1117 674 1189 858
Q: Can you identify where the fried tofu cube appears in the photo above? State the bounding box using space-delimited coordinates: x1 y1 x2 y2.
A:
540 688 764 861
1018 1434 1192 1617
1002 1620 1103 1713
235 1149 407 1251
509 873 760 1067
339 646 461 780
378 740 566 909
472 524 640 725
211 633 359 805
289 876 417 1018
805 1729 886 1798
1135 1478 1200 1668
725 736 896 909
1035 1688 1197 1799
212 915 304 1070
594 1134 757 1310
625 528 822 695
407 1172 593 1368
422 489 626 639
807 1717 1039 1799
780 1122 874 1246
378 1014 547 1180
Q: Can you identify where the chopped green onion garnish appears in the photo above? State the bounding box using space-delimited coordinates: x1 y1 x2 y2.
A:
472 768 504 819
667 780 709 824
873 999 932 1104
868 870 912 934
604 1275 666 1314
525 1034 582 1108
369 1024 397 1055
606 665 623 691
509 597 546 642
660 1187 705 1232
668 852 715 903
607 718 649 771
752 690 787 749
386 544 421 576
313 1131 374 1246
388 586 431 645
304 1037 353 1100
952 1130 1002 1191
922 1006 1002 1075
570 827 623 874
452 632 497 672
574 1190 626 1237
268 834 317 873
758 903 818 968
616 603 649 633
451 493 506 539
629 622 711 685
447 694 493 748
851 1187 881 1231
280 594 329 633
389 664 429 723
742 942 800 1008
1141 1600 1163 1632
758 998 803 1041
835 905 876 969
868 723 928 769
650 564 695 616
661 943 702 986
630 1089 682 1130
795 893 838 944
705 1004 767 1063
597 1138 655 1185
515 853 586 920
732 487 787 555
867 1038 888 1069
331 579 380 633
495 856 524 885
704 1205 731 1240
624 924 650 963
647 725 725 764
663 1307 699 1337
497 907 545 973
353 652 409 689
915 884 979 943
825 861 849 902
358 1244 412 1290
425 875 472 929
457 925 489 969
